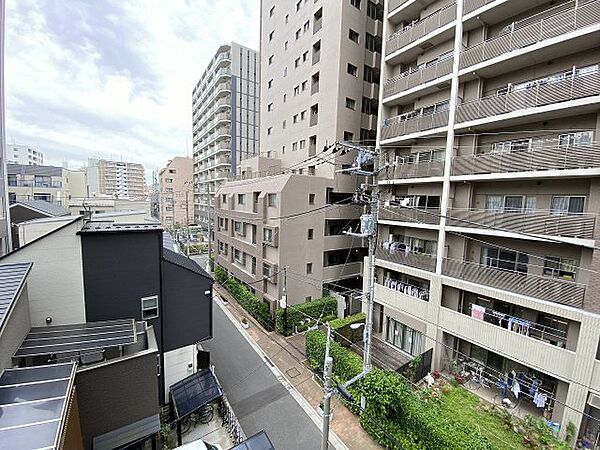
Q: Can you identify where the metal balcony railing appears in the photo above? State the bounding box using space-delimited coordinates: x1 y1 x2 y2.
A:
455 69 600 124
314 18 322 34
381 109 449 140
460 0 600 69
383 57 453 99
463 0 496 15
447 208 596 239
389 0 409 12
379 206 441 225
442 258 586 308
451 140 600 176
375 247 437 272
388 158 445 179
386 3 457 56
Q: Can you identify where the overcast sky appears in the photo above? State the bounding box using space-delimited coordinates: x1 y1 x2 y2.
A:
4 0 259 177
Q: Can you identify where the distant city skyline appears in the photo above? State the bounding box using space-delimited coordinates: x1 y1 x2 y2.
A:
3 0 259 173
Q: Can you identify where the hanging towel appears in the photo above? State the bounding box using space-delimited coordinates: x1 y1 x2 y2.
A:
511 381 521 398
535 393 547 408
471 304 486 321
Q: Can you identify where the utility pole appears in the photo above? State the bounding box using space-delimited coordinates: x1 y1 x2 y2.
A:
321 325 333 450
282 266 288 334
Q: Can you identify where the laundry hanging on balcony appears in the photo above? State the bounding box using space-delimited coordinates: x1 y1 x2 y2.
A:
471 304 485 321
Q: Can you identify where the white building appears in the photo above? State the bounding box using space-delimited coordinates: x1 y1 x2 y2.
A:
6 144 44 165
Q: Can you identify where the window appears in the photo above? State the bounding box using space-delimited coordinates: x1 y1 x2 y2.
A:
283 93 287 102
284 41 288 50
305 296 312 302
308 229 314 240
367 1 383 21
234 249 246 265
234 221 245 236
263 228 274 242
306 263 313 274
292 142 298 151
301 80 308 91
269 5 275 17
296 29 301 39
551 196 585 215
349 29 359 43
302 51 308 62
482 247 528 274
294 86 300 95
559 131 593 147
301 110 306 120
282 120 287 129
269 31 274 41
350 0 361 8
267 103 273 112
7 174 16 186
365 32 381 53
268 79 273 89
295 57 300 68
268 55 274 65
362 97 378 115
237 194 245 205
303 20 310 32
490 138 532 154
308 166 315 175
141 296 159 320
485 195 536 213
267 127 273 135
285 13 289 23
364 65 380 84
282 145 286 154
309 193 316 205
293 114 298 123
221 194 227 203
345 97 356 110
268 193 277 207
543 256 578 280
347 63 358 76
296 0 301 11
385 317 422 356
299 140 306 149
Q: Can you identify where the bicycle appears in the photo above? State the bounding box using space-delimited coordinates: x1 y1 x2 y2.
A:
181 404 215 434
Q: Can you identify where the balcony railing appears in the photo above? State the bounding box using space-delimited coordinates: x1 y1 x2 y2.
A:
455 67 600 124
460 0 600 69
379 206 440 225
310 112 319 127
452 140 600 176
388 0 409 12
383 57 453 99
463 0 496 15
312 50 321 65
381 109 449 141
311 81 319 95
447 208 596 239
314 18 322 34
388 158 445 179
386 3 457 56
442 257 586 308
376 247 437 272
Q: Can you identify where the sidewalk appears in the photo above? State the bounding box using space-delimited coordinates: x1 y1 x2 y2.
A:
214 285 384 450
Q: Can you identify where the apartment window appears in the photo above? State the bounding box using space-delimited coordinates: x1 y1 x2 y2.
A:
364 65 380 84
295 29 301 39
234 221 245 236
285 14 289 23
305 296 312 302
300 110 306 120
263 228 274 242
486 195 536 213
141 296 159 320
365 33 382 53
268 193 277 207
303 21 310 32
301 80 308 91
269 31 274 41
345 97 356 110
282 145 286 154
283 93 287 102
268 103 273 112
302 51 308 62
269 5 275 17
267 127 273 135
362 97 378 115
299 140 306 150
343 131 354 141
306 263 313 274
308 166 315 175
490 138 532 154
351 0 361 8
7 174 16 186
283 66 288 77
559 131 593 147
482 247 528 274
296 0 301 11
367 1 383 20
347 63 358 77
309 193 315 205
551 196 585 215
234 249 246 265
308 228 314 240
237 193 245 205
268 79 273 89
292 142 298 151
349 29 359 43
268 55 274 65
386 318 422 356
543 257 578 280
284 41 289 50
294 86 300 95
293 114 299 123
295 57 300 68
221 194 227 203
282 120 287 129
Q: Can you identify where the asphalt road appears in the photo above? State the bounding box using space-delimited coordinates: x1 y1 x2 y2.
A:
202 304 324 450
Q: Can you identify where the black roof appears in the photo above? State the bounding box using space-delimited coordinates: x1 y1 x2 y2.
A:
162 248 212 279
229 431 276 450
10 200 69 217
0 262 33 332
170 368 222 420
78 221 163 234
7 163 63 176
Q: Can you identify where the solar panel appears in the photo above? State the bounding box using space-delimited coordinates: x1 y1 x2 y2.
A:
170 369 223 420
0 364 73 385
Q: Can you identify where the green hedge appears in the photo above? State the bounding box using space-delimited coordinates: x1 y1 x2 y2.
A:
275 296 337 335
329 312 366 330
296 314 337 333
305 330 498 450
214 265 228 285
329 312 366 346
225 278 272 327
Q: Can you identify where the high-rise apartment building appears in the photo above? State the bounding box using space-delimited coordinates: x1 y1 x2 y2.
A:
213 1 383 310
6 144 44 165
374 0 600 438
192 43 260 228
87 158 146 199
0 0 9 255
159 156 193 229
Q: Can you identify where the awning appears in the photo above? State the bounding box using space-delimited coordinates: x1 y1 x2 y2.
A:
229 431 276 450
93 414 160 450
170 368 223 420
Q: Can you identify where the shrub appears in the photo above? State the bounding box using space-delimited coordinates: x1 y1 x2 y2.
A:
225 278 271 326
329 312 366 330
275 296 337 335
214 265 228 285
296 314 337 333
329 312 366 346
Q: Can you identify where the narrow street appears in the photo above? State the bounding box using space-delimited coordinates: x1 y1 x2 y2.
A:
201 303 325 450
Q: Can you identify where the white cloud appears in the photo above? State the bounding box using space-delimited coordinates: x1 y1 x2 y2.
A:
4 0 260 176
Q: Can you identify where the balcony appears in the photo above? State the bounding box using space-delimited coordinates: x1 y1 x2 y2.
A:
446 208 596 240
460 0 600 71
451 140 600 177
310 111 319 127
386 3 456 57
379 206 440 225
388 0 409 12
375 247 436 272
383 57 453 101
387 158 445 180
455 68 600 126
442 258 586 308
322 261 363 281
381 108 449 142
374 282 429 326
463 0 496 15
314 18 322 34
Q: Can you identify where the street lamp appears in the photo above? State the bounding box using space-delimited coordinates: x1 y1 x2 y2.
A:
350 322 365 346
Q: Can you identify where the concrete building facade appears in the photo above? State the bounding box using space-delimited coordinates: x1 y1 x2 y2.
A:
6 144 44 165
159 156 193 229
87 158 145 199
193 43 260 228
374 0 600 440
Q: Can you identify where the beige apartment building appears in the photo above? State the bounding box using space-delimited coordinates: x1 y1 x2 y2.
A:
159 156 193 229
87 158 145 199
213 0 384 310
372 0 600 440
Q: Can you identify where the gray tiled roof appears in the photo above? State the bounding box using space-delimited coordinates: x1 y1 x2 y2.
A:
12 200 69 217
79 221 163 233
0 262 33 331
162 248 212 279
7 164 63 176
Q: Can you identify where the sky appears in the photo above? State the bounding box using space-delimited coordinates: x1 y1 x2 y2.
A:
4 0 260 177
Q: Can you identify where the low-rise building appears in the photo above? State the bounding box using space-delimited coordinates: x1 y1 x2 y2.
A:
6 144 44 165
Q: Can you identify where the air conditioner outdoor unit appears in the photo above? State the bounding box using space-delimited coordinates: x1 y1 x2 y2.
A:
588 392 600 410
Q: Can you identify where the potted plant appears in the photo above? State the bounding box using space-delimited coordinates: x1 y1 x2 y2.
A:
432 369 441 380
241 317 249 329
